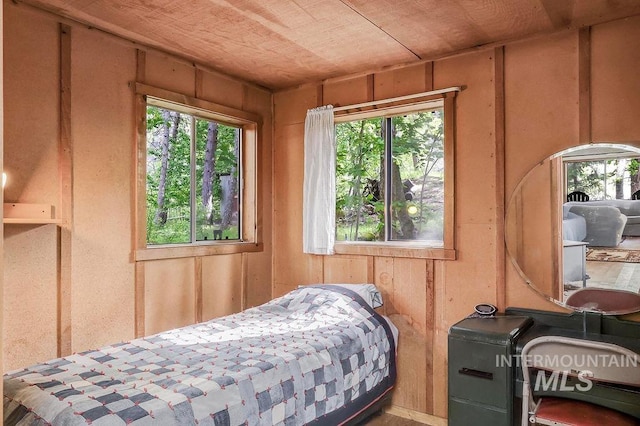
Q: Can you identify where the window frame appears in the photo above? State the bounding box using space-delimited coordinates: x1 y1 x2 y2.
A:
333 93 456 260
134 83 262 261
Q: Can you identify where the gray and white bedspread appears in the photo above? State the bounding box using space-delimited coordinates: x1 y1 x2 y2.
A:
4 285 396 425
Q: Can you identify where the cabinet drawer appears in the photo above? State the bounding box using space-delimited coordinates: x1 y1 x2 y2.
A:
449 397 510 426
448 337 510 408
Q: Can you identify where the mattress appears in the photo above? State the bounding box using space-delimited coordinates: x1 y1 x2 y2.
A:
4 285 397 425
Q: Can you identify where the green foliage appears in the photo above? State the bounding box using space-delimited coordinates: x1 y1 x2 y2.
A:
146 208 189 244
567 162 597 195
392 109 444 172
145 206 238 244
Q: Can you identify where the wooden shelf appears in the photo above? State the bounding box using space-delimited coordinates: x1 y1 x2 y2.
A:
4 218 62 225
3 203 61 225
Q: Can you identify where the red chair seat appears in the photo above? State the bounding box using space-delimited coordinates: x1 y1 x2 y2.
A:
534 397 639 425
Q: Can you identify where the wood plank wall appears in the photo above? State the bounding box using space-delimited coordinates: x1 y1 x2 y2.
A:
3 2 273 370
273 16 640 419
4 4 60 367
4 1 640 422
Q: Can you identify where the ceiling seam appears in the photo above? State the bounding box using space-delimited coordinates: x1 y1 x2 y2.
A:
338 0 422 60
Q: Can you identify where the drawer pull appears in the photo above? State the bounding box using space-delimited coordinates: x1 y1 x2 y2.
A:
459 367 493 380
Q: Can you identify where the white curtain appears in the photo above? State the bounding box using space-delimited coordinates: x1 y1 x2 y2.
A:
303 105 335 255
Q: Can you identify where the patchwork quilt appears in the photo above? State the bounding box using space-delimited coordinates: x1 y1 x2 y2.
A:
4 285 396 425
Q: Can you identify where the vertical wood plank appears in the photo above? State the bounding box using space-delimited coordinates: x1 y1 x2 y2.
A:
194 257 203 323
240 123 258 243
390 258 428 412
136 49 145 82
443 94 456 250
239 75 260 247
134 49 147 250
145 258 195 335
195 68 203 99
134 49 147 337
393 258 427 334
372 65 426 100
58 23 72 357
366 256 374 283
134 263 145 337
374 256 431 412
366 73 375 101
515 192 525 263
374 257 394 316
242 84 249 111
322 255 370 283
201 255 242 320
494 47 507 311
578 27 591 144
424 259 435 413
424 61 434 91
590 16 640 141
241 253 248 310
324 77 370 108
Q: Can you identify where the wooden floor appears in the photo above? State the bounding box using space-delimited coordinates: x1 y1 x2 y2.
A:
362 412 426 425
563 236 640 302
588 236 640 292
584 259 640 291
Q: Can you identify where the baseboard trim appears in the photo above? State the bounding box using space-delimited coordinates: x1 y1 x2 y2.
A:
385 405 447 426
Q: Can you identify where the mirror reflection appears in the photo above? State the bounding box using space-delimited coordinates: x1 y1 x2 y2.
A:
506 143 640 315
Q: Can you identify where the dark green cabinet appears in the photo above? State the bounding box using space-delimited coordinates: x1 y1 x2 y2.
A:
448 315 533 426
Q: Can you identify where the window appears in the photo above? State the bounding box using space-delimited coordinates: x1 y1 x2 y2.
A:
146 105 241 245
333 95 455 258
135 84 260 259
565 157 640 200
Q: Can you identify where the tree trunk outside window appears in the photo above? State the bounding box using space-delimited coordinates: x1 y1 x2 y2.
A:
202 122 218 224
154 110 180 225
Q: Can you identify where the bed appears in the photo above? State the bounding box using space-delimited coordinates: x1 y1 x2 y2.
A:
3 284 397 425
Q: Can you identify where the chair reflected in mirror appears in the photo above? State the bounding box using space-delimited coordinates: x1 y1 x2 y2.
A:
521 336 640 425
565 287 640 315
567 191 590 202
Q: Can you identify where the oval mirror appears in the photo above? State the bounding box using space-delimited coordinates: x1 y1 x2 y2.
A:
506 143 640 315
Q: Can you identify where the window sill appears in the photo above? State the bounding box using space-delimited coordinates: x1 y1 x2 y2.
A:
135 241 263 261
334 241 456 260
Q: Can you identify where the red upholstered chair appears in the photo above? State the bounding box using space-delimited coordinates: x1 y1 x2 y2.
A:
520 336 640 425
565 287 640 315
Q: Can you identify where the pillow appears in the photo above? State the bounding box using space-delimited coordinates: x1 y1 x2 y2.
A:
300 283 383 309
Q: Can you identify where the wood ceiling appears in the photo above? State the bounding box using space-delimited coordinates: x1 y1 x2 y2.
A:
17 0 640 90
